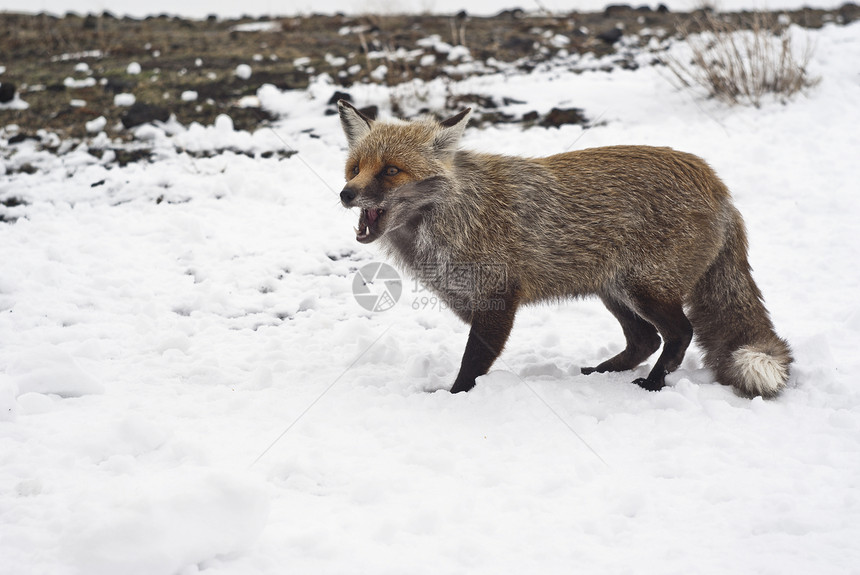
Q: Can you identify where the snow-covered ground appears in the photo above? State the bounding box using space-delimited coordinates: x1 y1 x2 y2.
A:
2 15 860 575
0 0 849 18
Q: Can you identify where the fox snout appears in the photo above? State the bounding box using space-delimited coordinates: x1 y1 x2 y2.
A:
339 187 356 206
340 182 381 208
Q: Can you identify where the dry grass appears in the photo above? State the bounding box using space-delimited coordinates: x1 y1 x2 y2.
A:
664 11 820 107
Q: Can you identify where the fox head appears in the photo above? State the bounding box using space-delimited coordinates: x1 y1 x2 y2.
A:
338 100 471 244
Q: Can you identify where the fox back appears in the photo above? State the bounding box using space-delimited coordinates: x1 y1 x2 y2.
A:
338 101 792 398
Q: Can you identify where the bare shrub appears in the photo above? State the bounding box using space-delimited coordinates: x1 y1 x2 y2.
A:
663 11 820 107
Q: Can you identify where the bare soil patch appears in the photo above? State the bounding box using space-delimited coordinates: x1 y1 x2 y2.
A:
1 4 858 139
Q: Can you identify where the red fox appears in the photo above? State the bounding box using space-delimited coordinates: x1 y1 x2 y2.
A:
338 100 792 397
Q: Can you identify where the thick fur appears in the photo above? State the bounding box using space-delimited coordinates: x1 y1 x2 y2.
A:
338 100 792 397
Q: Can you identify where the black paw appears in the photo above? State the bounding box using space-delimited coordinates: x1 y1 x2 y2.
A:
450 379 476 394
581 366 597 375
633 377 665 392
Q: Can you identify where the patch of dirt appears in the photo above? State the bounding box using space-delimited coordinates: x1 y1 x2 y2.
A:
1 4 858 140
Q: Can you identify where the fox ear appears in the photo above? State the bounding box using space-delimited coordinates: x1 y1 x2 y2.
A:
433 108 471 157
338 100 373 148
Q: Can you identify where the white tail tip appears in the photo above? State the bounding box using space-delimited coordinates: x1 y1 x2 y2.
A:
731 344 790 398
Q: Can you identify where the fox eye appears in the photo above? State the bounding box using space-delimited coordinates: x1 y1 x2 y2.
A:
383 166 400 176
351 165 360 176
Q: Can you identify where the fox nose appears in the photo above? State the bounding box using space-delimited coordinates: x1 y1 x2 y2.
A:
340 188 356 205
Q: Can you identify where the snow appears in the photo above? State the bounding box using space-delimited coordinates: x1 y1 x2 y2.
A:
231 21 281 32
7 345 105 397
63 76 96 88
235 64 252 80
2 16 860 575
63 468 269 575
126 61 142 75
0 92 29 110
113 92 136 106
85 115 107 133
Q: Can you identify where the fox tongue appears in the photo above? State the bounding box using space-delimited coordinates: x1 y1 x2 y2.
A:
366 208 380 226
356 208 382 240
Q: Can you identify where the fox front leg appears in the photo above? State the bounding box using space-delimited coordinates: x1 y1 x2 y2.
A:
450 289 520 393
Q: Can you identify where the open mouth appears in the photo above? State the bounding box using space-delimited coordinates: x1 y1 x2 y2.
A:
355 208 386 243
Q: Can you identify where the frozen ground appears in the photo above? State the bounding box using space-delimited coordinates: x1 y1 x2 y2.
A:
2 16 860 575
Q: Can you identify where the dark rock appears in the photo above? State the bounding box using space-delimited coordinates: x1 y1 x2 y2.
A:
105 77 138 94
478 111 514 124
540 107 587 128
496 8 524 18
502 97 526 106
522 111 539 123
657 4 670 13
244 71 292 91
83 14 97 29
455 10 468 19
114 148 154 166
358 105 378 120
1 196 25 208
328 90 352 105
9 133 38 144
194 81 239 101
840 2 860 23
597 28 624 45
604 4 632 17
0 82 16 103
502 36 534 55
448 94 497 109
121 103 170 129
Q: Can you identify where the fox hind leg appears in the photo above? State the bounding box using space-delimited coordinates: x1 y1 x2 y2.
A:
581 295 661 375
628 294 693 392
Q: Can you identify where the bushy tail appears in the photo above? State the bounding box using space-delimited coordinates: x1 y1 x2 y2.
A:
687 207 792 398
